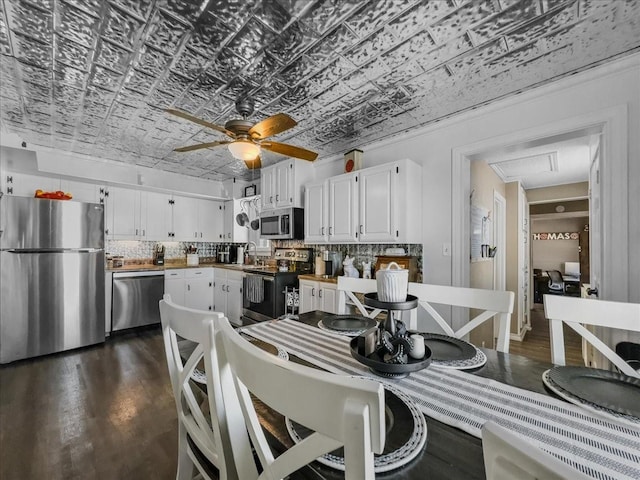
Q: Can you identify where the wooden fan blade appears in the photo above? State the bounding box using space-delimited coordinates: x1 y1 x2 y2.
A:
244 156 262 170
174 141 229 153
249 113 297 140
261 141 318 162
166 109 235 137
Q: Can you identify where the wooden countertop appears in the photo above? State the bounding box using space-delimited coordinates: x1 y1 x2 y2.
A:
298 274 338 284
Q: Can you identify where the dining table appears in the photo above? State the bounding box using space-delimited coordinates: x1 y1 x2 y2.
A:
231 310 640 480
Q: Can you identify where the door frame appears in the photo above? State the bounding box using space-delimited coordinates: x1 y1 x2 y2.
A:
492 190 506 293
451 105 628 330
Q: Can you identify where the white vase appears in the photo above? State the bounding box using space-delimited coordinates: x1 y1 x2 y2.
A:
376 261 408 302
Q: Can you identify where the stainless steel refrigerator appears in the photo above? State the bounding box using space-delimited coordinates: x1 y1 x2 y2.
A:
0 196 105 363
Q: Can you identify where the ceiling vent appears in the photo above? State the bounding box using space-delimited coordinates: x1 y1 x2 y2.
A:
489 152 558 183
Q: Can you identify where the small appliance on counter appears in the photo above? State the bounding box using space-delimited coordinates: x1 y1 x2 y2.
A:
322 250 342 277
112 255 124 268
153 244 165 265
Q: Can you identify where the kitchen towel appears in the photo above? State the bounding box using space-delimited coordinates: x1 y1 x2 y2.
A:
246 275 264 304
240 319 640 480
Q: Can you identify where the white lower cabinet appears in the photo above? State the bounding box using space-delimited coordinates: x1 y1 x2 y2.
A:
164 268 214 311
299 279 337 314
213 268 243 326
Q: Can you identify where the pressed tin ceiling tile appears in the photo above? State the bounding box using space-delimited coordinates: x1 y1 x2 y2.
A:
55 2 99 48
0 0 638 182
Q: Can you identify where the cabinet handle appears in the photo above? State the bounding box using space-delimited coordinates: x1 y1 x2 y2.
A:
195 232 197 238
136 229 138 236
328 227 332 235
187 285 190 291
270 196 273 203
359 225 363 234
318 289 322 298
209 282 212 287
311 287 315 297
276 194 279 201
200 232 202 238
142 229 145 236
209 306 212 310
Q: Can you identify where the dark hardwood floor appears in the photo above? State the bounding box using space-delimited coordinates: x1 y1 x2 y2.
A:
0 327 179 480
508 303 584 365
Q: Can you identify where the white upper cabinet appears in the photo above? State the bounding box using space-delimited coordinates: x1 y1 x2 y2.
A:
104 186 143 239
304 159 422 244
223 199 249 243
3 172 60 197
198 199 224 241
358 164 395 242
328 173 358 242
60 179 99 203
171 195 200 241
144 191 172 241
261 160 313 211
304 180 328 243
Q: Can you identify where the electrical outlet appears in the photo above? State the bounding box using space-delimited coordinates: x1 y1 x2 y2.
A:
442 243 451 256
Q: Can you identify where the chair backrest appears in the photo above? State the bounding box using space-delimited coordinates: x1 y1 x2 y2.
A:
547 270 564 291
407 283 515 353
336 277 381 318
216 317 385 480
159 294 249 480
543 295 640 378
482 422 590 480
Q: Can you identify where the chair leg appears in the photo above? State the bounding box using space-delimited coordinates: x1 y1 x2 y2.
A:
177 424 196 480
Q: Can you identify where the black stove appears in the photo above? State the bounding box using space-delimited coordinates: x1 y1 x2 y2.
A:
241 248 313 325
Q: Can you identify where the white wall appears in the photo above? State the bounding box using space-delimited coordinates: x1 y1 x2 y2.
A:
314 53 640 303
531 217 586 272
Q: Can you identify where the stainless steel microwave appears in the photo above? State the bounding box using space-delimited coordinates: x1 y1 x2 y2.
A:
260 207 304 240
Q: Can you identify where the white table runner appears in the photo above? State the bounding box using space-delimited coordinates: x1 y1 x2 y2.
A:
240 319 640 480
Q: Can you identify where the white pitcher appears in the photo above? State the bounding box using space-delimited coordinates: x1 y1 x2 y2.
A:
376 261 408 302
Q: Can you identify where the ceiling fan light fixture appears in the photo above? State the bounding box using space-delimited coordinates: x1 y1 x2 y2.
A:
228 140 260 161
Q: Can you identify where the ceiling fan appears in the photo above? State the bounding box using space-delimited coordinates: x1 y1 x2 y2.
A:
167 98 318 170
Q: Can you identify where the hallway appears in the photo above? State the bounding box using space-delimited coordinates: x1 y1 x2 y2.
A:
509 304 583 365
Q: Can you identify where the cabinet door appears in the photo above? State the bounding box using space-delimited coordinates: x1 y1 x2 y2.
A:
275 161 293 208
299 280 317 314
319 284 337 314
213 269 227 313
144 191 172 241
226 274 243 326
359 165 395 242
261 167 276 210
224 200 249 243
198 199 223 241
60 179 98 203
185 276 214 311
4 172 59 197
172 195 200 241
305 181 327 242
164 275 185 306
328 174 358 242
106 186 139 238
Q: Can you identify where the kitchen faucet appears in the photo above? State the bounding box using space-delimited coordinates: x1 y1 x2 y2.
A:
245 241 258 265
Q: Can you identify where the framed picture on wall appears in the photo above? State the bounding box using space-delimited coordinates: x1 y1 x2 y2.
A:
244 184 257 197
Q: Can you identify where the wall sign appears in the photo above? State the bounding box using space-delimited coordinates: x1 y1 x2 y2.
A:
532 232 579 240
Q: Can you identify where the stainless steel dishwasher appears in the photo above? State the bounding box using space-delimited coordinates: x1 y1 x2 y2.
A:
111 270 164 332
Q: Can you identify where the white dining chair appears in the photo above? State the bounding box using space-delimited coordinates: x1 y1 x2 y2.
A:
336 276 380 317
482 422 590 480
159 294 250 480
215 317 386 480
407 283 515 352
543 295 640 377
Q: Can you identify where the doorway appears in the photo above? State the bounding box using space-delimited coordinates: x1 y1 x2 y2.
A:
457 104 629 361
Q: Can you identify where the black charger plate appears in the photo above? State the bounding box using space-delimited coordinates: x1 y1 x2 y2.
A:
547 366 640 418
321 315 377 332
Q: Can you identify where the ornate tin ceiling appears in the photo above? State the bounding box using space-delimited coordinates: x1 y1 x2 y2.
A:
0 0 638 182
